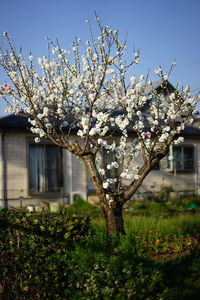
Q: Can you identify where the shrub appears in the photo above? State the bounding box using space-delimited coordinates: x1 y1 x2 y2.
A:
73 198 96 211
0 211 90 299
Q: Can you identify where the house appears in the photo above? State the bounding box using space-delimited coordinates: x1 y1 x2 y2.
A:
0 82 200 208
0 114 88 208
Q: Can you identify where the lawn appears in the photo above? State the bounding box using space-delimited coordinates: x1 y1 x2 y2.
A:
1 197 200 299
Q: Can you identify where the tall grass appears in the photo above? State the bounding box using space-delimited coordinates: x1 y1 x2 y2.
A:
88 200 200 235
124 213 200 236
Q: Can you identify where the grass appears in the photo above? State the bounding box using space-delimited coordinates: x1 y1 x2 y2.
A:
61 198 200 259
1 197 200 299
65 198 200 299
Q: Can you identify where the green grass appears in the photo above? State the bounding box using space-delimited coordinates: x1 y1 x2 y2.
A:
1 197 200 299
65 198 200 299
61 198 200 259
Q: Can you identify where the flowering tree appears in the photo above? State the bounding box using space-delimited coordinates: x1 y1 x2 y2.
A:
0 17 199 235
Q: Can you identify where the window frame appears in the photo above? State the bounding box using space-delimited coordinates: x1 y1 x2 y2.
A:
28 138 63 195
167 144 194 173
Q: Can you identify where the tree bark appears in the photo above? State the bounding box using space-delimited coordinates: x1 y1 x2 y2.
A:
81 154 126 235
103 202 125 235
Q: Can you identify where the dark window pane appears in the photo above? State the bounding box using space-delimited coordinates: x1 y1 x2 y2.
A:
29 144 62 193
173 147 182 169
29 146 45 192
168 146 194 172
99 149 117 188
46 146 61 192
152 162 160 170
183 147 193 170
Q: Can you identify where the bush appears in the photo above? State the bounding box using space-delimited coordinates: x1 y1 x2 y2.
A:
157 186 174 201
0 211 90 299
73 198 96 211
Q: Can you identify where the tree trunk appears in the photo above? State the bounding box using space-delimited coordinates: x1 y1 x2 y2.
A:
81 154 125 235
102 202 125 235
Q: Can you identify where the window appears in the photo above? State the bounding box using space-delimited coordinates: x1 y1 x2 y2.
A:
167 145 194 172
29 144 62 193
152 162 160 170
87 149 117 191
100 149 117 178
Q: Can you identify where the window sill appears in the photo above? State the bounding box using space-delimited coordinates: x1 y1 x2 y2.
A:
29 191 63 198
166 169 194 173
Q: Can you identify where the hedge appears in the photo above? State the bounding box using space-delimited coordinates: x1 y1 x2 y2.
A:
0 211 90 299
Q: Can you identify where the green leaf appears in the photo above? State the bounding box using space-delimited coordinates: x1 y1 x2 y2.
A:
64 232 71 239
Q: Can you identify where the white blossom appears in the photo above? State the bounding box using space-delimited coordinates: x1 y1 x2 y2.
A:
140 75 145 82
29 55 34 61
130 76 136 85
35 137 40 143
103 182 109 189
154 68 162 74
174 137 184 145
134 51 139 57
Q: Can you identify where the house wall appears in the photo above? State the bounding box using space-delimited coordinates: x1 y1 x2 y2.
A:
2 132 28 201
0 133 4 202
136 138 200 197
87 138 200 200
0 132 88 207
71 154 87 200
195 141 200 194
0 130 200 208
62 150 87 203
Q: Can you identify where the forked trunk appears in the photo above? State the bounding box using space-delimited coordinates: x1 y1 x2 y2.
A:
102 202 125 235
81 154 125 235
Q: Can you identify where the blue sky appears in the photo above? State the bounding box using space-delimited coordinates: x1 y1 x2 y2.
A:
0 0 200 114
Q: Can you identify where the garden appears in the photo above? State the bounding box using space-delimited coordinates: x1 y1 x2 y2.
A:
1 197 200 299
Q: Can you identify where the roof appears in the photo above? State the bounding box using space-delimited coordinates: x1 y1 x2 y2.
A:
0 113 200 138
0 114 31 130
180 126 200 137
143 80 175 95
